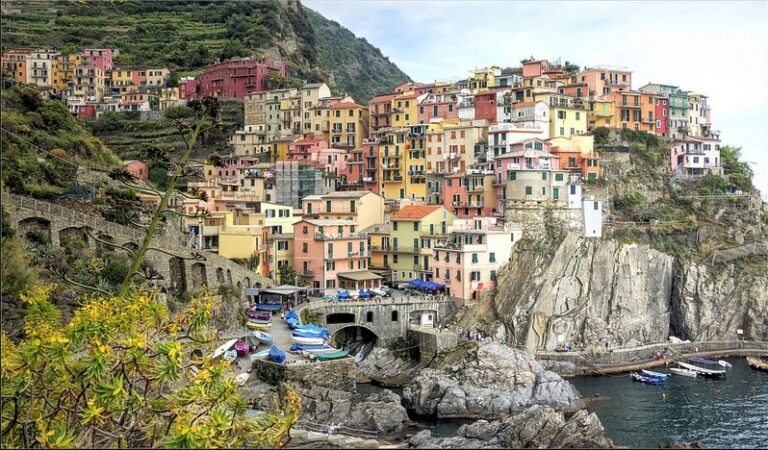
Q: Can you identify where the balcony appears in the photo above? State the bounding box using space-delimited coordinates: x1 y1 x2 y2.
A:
383 176 403 182
370 245 392 252
362 177 374 182
468 184 485 192
327 251 369 260
391 246 418 253
297 270 315 277
314 232 368 240
620 102 641 109
408 170 425 177
382 164 401 170
444 152 459 160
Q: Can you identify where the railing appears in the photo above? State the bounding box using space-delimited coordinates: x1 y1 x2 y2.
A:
370 245 391 252
297 270 315 277
391 246 418 253
383 176 403 182
314 232 368 240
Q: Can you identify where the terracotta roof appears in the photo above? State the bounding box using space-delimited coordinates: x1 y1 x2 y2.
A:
391 205 441 221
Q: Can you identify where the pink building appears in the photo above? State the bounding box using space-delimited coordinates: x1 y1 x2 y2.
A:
122 160 148 182
342 140 379 193
432 218 522 300
191 57 285 99
293 219 380 292
522 59 550 78
82 48 113 71
287 134 328 163
494 139 570 207
178 77 197 101
217 156 258 181
655 97 669 137
474 90 500 123
670 136 721 177
418 92 458 124
442 172 497 218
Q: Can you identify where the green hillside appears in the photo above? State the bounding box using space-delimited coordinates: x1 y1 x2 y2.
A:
0 0 410 101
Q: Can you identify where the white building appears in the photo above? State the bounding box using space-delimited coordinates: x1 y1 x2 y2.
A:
582 198 603 238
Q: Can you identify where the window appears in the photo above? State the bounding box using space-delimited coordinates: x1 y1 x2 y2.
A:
302 226 308 234
525 186 532 196
553 187 559 199
594 201 599 210
413 222 419 231
542 172 547 181
489 252 496 263
393 222 398 231
576 112 580 120
471 253 478 264
555 173 564 181
393 254 399 263
559 127 564 135
557 111 566 119
327 243 333 255
391 311 399 321
456 253 461 263
456 271 462 281
490 270 497 281
302 243 308 253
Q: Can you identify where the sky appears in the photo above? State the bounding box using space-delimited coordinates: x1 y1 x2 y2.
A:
305 0 768 198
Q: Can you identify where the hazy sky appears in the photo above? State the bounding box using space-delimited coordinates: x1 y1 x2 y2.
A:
305 0 768 198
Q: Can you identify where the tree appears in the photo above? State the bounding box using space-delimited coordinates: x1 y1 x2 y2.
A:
0 287 300 448
719 145 754 179
277 266 297 285
219 40 250 61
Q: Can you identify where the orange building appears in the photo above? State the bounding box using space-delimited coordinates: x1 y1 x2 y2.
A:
606 91 658 133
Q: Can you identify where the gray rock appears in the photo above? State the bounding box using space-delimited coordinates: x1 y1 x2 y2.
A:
402 344 581 420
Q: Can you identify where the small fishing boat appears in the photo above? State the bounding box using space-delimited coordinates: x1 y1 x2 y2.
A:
313 350 349 361
245 310 272 321
268 346 286 363
252 330 273 345
669 367 698 378
292 329 329 339
290 344 334 353
247 321 272 331
211 339 238 359
291 335 325 345
747 355 768 372
250 349 270 361
677 357 730 379
255 303 282 312
286 318 301 329
233 340 250 357
248 317 273 325
641 369 670 380
294 324 328 334
630 372 663 385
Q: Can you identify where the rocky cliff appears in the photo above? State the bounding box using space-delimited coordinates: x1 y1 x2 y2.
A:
402 344 581 419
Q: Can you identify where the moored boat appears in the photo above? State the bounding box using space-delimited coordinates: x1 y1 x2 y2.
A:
252 330 273 345
268 346 286 363
247 321 272 331
292 335 325 345
233 340 250 356
630 372 664 385
313 350 349 361
245 310 272 321
255 303 282 312
250 349 270 361
747 355 768 372
669 367 698 378
641 369 670 380
678 357 729 379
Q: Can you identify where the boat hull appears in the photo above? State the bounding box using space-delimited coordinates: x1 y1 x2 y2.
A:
641 369 670 380
747 356 768 372
247 322 272 331
292 336 325 345
630 372 663 385
669 367 698 378
678 361 727 378
252 331 273 345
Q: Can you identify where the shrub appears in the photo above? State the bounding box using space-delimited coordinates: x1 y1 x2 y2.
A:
614 192 647 210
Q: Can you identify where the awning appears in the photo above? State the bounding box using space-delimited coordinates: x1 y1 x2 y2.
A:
261 284 307 296
338 270 383 282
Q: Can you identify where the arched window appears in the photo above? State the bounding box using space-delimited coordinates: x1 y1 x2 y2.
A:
391 311 399 322
366 311 374 323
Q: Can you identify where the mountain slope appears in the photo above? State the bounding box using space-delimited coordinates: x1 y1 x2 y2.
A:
0 0 409 101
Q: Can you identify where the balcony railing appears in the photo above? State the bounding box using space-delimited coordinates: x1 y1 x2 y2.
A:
314 232 368 241
391 246 418 253
383 176 403 182
370 245 391 252
444 153 459 160
297 270 315 277
328 251 369 260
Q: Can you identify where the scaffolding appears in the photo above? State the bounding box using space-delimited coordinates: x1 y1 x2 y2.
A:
274 161 334 209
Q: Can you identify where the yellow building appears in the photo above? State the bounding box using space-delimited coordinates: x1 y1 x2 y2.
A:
467 66 501 93
329 101 369 149
389 204 456 282
271 232 295 283
588 98 614 129
244 91 267 127
280 91 303 137
302 191 385 230
378 127 426 200
53 53 82 91
508 76 559 103
390 92 420 128
272 136 295 162
158 87 179 110
535 92 588 138
362 223 392 279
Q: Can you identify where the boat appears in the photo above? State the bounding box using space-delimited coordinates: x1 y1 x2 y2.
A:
677 357 729 379
290 344 334 353
747 355 768 372
222 349 237 362
268 346 286 363
250 349 270 361
252 330 273 345
294 324 328 334
291 335 325 345
246 335 260 351
211 339 238 359
313 350 349 361
630 372 663 385
245 310 272 321
248 317 273 325
641 369 670 380
669 367 698 378
286 318 301 329
233 340 250 356
255 303 282 312
292 329 329 339
247 321 272 331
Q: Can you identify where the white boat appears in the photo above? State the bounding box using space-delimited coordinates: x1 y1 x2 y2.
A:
249 349 271 362
291 335 325 345
211 339 238 359
669 367 698 378
677 357 729 378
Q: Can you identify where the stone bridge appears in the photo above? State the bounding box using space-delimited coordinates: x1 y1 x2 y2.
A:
3 192 273 296
297 297 460 344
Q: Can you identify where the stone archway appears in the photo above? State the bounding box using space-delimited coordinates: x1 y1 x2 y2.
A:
189 262 207 291
96 233 115 253
216 268 225 285
169 257 187 295
244 277 251 288
327 312 356 324
331 325 380 351
17 217 51 244
59 227 88 249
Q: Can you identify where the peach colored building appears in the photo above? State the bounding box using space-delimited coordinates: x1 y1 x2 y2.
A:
522 59 551 78
287 134 328 163
441 171 497 218
293 219 379 292
606 91 657 133
122 160 148 182
301 191 385 230
577 66 632 99
341 139 379 193
418 92 459 124
432 218 523 300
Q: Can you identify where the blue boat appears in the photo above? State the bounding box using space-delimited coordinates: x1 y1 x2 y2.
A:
641 369 670 380
287 318 301 329
268 346 286 363
286 310 299 321
292 329 329 338
255 303 282 312
252 330 273 345
338 290 350 300
294 324 328 333
289 344 331 352
630 372 663 385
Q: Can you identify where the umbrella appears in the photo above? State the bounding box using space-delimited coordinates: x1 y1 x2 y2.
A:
338 290 350 300
409 279 425 287
359 289 370 299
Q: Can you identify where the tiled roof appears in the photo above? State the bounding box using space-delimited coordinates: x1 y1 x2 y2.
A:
391 205 441 221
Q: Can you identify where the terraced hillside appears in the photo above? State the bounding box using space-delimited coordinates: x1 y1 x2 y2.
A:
0 0 410 101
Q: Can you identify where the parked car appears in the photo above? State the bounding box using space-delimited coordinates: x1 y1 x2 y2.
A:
396 282 411 290
380 286 393 297
371 286 392 297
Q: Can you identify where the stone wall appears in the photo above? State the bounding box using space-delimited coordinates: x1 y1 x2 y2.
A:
503 203 583 241
3 192 273 295
408 328 459 360
253 358 357 393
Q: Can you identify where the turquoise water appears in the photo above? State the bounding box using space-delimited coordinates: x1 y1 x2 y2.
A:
571 358 768 448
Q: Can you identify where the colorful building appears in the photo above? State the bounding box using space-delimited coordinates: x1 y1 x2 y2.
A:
122 160 149 182
474 90 500 122
389 205 456 282
548 135 600 179
293 219 377 292
190 57 285 99
390 92 422 128
587 98 615 129
441 170 497 218
536 92 587 138
638 83 689 139
82 48 113 71
363 223 392 279
605 91 657 133
418 92 459 124
577 66 633 98
368 92 398 132
302 191 385 231
343 139 380 193
433 218 522 300
670 135 722 178
329 101 369 149
467 66 501 93
53 52 82 91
